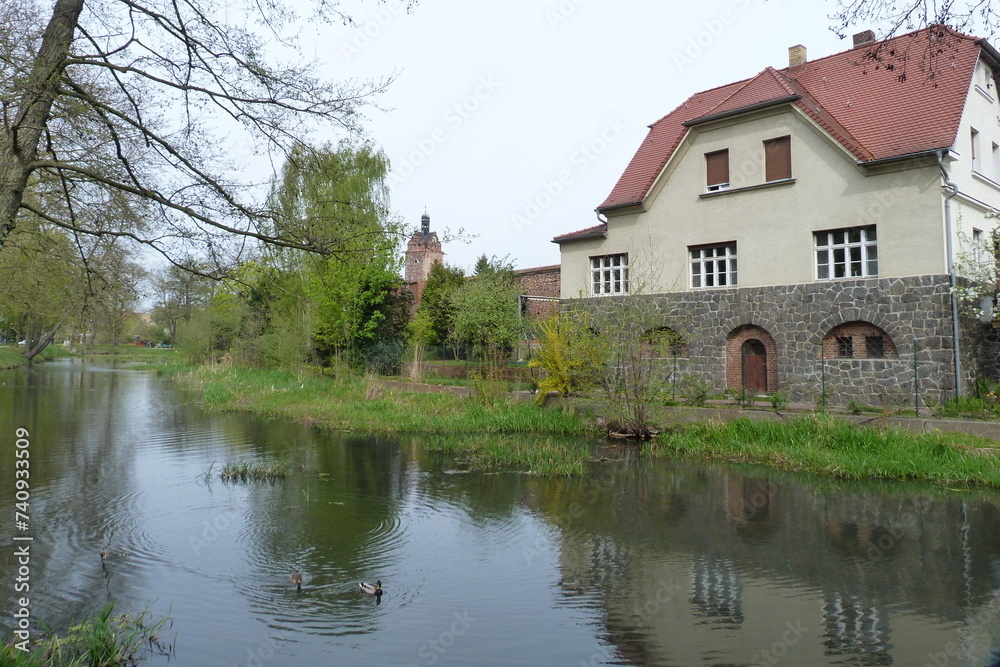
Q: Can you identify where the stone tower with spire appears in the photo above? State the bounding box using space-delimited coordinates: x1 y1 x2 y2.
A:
404 210 444 305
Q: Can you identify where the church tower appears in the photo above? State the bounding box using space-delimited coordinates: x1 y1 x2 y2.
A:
404 210 444 305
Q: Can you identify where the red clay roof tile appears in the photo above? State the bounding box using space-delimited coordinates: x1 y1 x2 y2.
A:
593 27 983 213
551 222 607 243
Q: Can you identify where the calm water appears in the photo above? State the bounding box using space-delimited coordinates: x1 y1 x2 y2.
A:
2 360 1000 666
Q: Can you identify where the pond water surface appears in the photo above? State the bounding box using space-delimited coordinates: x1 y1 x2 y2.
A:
2 360 1000 666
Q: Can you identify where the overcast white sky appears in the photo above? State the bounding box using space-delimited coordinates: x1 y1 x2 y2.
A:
295 1 875 273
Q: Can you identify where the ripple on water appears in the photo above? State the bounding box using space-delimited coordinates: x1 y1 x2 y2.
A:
228 488 421 637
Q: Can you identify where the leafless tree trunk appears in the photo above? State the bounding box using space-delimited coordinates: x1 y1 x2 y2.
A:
0 0 83 250
0 0 408 273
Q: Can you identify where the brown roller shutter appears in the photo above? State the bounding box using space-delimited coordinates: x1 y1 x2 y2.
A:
706 149 729 188
764 136 791 182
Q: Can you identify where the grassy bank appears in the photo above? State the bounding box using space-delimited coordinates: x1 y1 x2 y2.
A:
0 343 170 370
79 345 180 363
1 602 171 666
649 415 1000 487
161 363 588 437
0 344 74 370
142 360 1000 484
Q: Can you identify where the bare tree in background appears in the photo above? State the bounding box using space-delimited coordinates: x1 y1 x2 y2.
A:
0 0 412 273
826 1 1000 88
830 0 999 40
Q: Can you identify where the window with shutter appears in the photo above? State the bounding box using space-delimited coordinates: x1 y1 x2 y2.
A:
705 149 729 191
764 136 791 182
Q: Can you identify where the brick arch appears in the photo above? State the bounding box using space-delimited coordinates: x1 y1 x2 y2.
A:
726 325 778 392
823 321 898 359
809 308 904 350
641 326 689 357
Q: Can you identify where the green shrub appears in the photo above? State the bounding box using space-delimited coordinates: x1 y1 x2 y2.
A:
768 389 790 410
678 374 711 406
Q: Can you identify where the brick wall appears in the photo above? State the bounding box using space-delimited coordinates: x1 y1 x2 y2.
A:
822 321 899 359
515 265 560 319
725 325 779 393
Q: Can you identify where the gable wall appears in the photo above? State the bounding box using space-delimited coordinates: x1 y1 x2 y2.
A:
561 107 943 297
949 56 1000 266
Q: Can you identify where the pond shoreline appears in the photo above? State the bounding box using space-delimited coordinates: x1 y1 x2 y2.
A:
379 377 1000 443
131 361 1000 487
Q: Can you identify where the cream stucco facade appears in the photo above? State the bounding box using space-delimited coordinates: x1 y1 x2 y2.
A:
561 104 968 298
555 33 1000 404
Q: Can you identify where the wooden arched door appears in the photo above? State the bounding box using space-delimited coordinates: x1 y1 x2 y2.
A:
741 339 767 393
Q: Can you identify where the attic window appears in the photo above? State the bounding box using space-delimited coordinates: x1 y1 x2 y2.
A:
972 128 981 173
764 136 792 182
706 149 730 191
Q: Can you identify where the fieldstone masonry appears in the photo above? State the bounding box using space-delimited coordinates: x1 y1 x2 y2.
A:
575 275 1000 409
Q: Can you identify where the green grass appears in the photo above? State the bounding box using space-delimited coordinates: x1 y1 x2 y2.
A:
0 344 74 369
81 345 180 363
648 415 1000 487
425 434 593 476
216 458 289 482
0 345 26 369
1 602 172 666
172 364 587 437
409 374 534 392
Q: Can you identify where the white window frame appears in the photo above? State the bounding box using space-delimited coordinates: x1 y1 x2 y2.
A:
815 226 878 280
972 128 981 173
992 142 1000 183
590 254 629 295
690 243 737 289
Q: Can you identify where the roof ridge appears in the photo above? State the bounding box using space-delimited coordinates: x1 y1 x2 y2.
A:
579 24 986 219
785 77 874 160
765 66 800 97
694 67 779 119
779 24 978 73
647 78 748 128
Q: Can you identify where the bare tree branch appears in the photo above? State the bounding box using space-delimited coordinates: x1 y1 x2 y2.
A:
0 0 413 274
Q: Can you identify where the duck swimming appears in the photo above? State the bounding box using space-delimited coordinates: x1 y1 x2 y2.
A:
359 580 382 597
290 571 303 591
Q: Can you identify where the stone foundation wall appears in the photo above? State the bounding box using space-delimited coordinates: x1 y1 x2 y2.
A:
572 275 1000 409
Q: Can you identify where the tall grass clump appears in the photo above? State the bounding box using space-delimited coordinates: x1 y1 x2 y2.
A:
218 458 289 482
1 602 172 666
426 434 591 476
648 415 1000 487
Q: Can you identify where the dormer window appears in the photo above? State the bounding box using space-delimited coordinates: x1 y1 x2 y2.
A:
764 136 792 182
705 149 729 191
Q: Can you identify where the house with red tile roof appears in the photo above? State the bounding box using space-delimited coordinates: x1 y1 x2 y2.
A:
554 27 1000 406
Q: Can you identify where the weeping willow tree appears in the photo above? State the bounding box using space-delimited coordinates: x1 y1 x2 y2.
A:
269 142 410 370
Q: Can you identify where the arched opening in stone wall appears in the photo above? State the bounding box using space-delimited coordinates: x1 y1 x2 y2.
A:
726 325 778 393
641 326 688 358
823 321 898 359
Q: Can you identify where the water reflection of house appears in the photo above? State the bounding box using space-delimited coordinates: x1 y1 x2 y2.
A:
821 591 892 666
726 475 778 537
546 462 1000 665
691 555 744 627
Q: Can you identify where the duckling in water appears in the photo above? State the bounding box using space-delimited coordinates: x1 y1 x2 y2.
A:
359 580 382 598
290 571 303 591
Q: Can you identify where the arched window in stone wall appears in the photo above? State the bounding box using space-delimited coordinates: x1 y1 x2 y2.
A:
642 327 688 358
823 322 898 359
